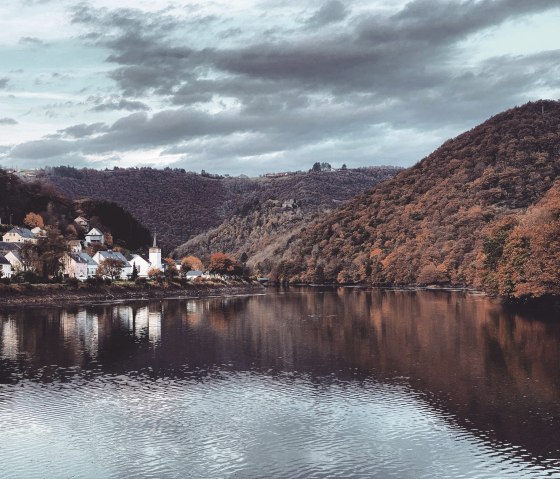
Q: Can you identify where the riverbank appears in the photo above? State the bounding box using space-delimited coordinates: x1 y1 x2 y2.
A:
0 279 265 307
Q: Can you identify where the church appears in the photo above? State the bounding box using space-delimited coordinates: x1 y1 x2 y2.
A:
126 234 163 278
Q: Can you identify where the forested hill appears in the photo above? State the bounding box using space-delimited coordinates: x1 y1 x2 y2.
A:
41 166 400 252
265 100 560 298
0 169 150 250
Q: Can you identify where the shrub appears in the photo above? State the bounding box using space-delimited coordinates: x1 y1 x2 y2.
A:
86 276 104 286
66 277 80 287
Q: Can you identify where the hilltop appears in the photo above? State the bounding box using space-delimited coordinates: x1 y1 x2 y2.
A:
41 166 400 252
261 100 560 298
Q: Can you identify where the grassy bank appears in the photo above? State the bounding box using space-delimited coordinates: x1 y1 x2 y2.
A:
0 278 265 307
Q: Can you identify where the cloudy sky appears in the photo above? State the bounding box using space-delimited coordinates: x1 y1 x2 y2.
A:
0 0 559 175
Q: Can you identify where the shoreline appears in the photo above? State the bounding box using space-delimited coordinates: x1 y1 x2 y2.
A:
0 281 265 308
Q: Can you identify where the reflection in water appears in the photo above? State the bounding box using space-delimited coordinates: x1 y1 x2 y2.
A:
0 288 559 478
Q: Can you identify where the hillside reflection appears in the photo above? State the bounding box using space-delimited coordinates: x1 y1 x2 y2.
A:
1 288 559 459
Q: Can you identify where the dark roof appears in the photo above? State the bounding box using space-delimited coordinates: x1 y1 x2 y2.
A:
86 227 105 236
68 252 96 266
186 270 204 277
97 250 130 267
5 227 35 239
0 243 21 252
0 256 10 265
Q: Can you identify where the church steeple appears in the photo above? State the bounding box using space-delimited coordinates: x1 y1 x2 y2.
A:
149 231 162 270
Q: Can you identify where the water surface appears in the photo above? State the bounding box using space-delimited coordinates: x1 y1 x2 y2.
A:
1 288 559 478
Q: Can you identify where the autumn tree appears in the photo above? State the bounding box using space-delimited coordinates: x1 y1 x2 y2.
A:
180 255 203 277
24 212 44 229
209 253 242 275
97 258 124 281
36 227 67 279
148 267 163 282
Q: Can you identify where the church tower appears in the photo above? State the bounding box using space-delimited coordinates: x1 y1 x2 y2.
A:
149 233 162 270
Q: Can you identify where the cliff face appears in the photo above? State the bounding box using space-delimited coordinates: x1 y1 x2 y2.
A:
265 101 560 297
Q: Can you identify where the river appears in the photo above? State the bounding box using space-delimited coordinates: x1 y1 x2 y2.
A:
0 288 559 478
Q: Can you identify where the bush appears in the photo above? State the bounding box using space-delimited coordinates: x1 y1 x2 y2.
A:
66 277 80 287
13 271 40 284
86 276 104 286
135 277 147 285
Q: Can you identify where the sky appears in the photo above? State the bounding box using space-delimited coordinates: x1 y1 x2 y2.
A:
0 0 559 175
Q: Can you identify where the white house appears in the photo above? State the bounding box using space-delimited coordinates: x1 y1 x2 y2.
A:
3 227 37 244
126 254 152 277
63 252 98 280
85 228 105 246
93 250 131 279
0 256 12 278
5 251 23 272
124 234 163 278
67 240 83 253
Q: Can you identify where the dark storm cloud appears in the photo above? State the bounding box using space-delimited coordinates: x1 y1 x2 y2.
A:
71 0 559 98
7 0 560 171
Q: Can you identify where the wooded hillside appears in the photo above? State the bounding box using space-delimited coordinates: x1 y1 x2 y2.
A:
263 101 560 298
42 166 400 252
0 170 150 251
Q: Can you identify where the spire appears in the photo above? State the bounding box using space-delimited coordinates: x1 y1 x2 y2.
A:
153 232 157 248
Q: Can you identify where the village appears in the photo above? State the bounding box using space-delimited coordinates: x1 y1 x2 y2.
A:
0 214 233 283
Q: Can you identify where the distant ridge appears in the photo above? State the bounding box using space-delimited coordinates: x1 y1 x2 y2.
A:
41 166 401 252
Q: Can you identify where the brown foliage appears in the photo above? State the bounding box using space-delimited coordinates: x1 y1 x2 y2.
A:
209 253 241 275
264 101 560 293
180 256 203 274
24 212 44 228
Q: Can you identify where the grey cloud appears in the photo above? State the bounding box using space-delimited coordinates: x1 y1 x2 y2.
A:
7 0 560 174
10 139 76 159
0 77 10 89
90 97 150 112
306 0 348 28
0 118 18 125
57 122 108 139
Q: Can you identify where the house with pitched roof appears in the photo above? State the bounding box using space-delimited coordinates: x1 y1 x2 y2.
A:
3 227 37 244
85 227 105 246
92 250 131 279
67 240 83 253
5 251 24 272
63 252 98 280
126 254 152 277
